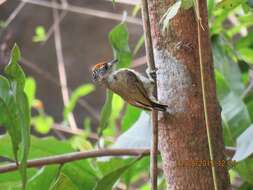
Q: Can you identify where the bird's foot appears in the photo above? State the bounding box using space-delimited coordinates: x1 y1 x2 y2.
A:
146 67 158 82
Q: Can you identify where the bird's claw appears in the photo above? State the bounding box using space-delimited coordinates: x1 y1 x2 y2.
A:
146 68 157 81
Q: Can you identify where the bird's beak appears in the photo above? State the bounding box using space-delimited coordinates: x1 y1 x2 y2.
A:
108 59 118 67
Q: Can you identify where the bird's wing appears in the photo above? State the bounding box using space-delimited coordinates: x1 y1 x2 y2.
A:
127 99 151 111
127 71 154 104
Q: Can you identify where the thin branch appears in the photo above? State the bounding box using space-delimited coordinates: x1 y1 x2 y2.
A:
195 0 218 189
60 0 68 8
241 81 253 99
20 0 142 25
131 56 146 68
0 149 150 173
43 11 67 44
0 0 7 5
53 4 78 130
20 57 59 86
0 147 241 174
52 123 114 142
52 123 84 135
41 0 68 44
141 1 158 190
4 1 26 26
105 0 139 5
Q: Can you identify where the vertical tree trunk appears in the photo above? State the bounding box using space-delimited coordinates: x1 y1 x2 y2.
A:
147 0 230 189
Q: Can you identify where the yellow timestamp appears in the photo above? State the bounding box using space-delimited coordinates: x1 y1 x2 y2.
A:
175 159 236 168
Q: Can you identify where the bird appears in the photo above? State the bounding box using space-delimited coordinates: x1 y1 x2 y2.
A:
92 59 168 112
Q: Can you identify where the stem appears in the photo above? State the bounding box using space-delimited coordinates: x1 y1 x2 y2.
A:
53 4 78 131
0 147 240 174
141 0 158 189
0 149 149 173
20 0 141 25
195 0 218 189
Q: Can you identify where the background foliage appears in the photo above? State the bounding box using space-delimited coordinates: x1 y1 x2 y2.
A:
0 0 253 189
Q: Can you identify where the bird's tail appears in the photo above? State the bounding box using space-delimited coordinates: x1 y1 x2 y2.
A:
151 102 168 112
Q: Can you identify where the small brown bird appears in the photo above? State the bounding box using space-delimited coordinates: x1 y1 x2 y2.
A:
92 59 167 111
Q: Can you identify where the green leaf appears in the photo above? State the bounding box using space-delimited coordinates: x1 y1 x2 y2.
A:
109 23 132 68
26 165 61 190
98 90 113 136
0 169 37 189
238 48 253 64
0 44 31 189
51 173 78 190
213 37 245 95
97 158 130 176
181 0 193 9
64 84 95 120
24 77 36 108
70 135 93 151
233 125 253 161
33 26 46 42
93 158 141 190
159 1 182 33
207 0 215 19
227 14 253 37
31 115 54 134
121 104 141 131
0 76 11 125
236 31 253 49
216 0 247 12
221 92 251 145
62 160 98 190
4 45 25 90
83 117 91 131
215 70 230 101
101 94 125 137
215 69 251 146
0 20 7 28
234 159 253 185
122 157 150 187
0 135 73 160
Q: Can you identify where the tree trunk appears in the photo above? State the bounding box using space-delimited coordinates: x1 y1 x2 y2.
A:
147 0 230 189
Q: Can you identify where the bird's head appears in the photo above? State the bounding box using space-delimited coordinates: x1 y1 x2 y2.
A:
92 59 118 82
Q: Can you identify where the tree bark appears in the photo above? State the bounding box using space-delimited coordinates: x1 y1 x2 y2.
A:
147 0 230 189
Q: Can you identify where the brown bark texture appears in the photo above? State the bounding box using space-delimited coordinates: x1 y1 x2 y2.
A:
147 0 230 189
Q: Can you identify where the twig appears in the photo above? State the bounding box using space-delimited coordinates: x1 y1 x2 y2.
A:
0 147 241 174
60 0 68 8
0 149 150 173
195 0 218 190
41 0 68 44
4 1 26 26
53 3 78 131
131 56 146 68
43 11 67 44
105 0 139 5
141 1 158 189
52 123 84 135
52 123 114 142
0 0 6 5
241 81 253 99
20 0 142 25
